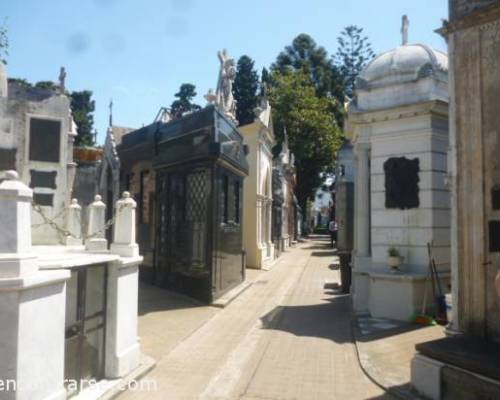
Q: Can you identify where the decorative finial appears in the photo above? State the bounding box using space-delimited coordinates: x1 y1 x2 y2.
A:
401 15 409 46
95 194 102 202
109 99 113 127
71 198 78 205
122 191 130 199
58 67 66 94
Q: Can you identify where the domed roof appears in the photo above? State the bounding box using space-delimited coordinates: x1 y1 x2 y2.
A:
357 44 448 90
0 62 7 98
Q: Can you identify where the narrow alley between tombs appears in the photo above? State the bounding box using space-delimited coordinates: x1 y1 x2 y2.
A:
117 236 393 400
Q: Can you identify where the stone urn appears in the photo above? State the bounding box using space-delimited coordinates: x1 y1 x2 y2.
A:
387 247 402 270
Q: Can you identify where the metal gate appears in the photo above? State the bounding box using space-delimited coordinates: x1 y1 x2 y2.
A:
155 167 210 299
64 264 107 396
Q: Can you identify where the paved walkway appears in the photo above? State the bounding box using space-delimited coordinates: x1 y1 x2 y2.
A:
119 236 392 400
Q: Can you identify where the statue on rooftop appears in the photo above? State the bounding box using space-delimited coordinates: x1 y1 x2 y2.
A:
58 66 66 94
206 49 237 124
401 15 409 46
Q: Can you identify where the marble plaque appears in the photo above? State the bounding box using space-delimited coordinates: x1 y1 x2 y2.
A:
29 118 61 163
30 170 57 189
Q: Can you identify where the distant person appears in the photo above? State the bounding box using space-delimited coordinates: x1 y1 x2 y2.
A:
328 219 338 248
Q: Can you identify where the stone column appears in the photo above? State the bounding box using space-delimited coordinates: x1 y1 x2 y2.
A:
355 143 371 258
0 171 70 400
110 192 139 257
66 198 83 246
105 258 142 378
86 194 108 252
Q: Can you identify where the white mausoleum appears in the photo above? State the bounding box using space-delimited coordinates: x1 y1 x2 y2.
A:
347 27 451 321
239 99 275 269
0 64 77 245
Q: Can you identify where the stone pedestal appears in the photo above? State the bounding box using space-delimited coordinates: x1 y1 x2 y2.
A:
0 171 70 400
105 258 141 378
86 194 108 252
110 192 139 257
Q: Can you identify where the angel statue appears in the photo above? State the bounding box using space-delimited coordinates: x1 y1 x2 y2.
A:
215 49 237 122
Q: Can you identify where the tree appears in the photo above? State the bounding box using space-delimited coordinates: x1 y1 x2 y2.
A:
272 34 344 101
70 90 96 146
233 55 259 125
260 67 270 97
335 25 375 98
0 20 8 65
272 33 345 125
268 71 343 211
170 83 201 119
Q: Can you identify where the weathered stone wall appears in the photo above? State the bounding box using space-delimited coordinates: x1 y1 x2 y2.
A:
450 0 500 21
451 14 500 341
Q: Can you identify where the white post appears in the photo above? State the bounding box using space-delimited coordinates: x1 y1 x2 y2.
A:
66 198 83 246
0 170 69 400
0 170 37 277
86 194 108 252
110 191 139 257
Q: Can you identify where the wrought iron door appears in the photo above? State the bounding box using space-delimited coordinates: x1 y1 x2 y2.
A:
155 167 210 300
64 265 107 397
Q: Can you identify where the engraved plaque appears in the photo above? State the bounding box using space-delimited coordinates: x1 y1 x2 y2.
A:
384 157 420 210
30 170 57 189
29 118 61 163
489 220 500 252
33 193 54 207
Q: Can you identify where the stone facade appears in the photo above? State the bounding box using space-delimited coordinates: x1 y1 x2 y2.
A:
444 0 500 342
348 40 451 321
0 66 77 245
239 100 275 268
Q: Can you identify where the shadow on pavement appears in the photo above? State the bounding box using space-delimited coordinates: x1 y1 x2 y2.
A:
138 282 205 316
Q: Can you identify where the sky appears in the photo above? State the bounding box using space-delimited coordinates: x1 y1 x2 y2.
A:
2 0 448 144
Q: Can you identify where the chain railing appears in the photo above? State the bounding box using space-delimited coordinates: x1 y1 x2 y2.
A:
31 200 126 245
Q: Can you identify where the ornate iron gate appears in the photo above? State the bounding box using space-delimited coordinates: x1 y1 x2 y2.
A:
155 167 211 300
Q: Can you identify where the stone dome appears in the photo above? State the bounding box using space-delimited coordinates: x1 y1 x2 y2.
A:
357 44 448 90
0 62 7 98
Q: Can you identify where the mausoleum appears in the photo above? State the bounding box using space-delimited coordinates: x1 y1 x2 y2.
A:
347 18 451 321
239 97 275 268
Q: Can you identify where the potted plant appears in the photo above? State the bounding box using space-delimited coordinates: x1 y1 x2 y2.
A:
387 247 402 270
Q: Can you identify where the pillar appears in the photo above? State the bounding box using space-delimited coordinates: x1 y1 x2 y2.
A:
0 171 70 400
86 194 108 252
110 192 139 257
65 198 83 246
355 143 371 258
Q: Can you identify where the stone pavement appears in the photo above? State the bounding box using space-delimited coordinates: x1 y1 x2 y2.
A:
354 316 445 399
118 236 393 400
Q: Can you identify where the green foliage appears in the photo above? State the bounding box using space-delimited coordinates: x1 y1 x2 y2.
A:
233 55 259 126
268 71 342 210
388 247 400 257
70 90 96 146
35 81 58 91
260 67 270 96
170 83 201 119
335 25 375 98
8 77 32 89
272 34 344 101
0 19 8 65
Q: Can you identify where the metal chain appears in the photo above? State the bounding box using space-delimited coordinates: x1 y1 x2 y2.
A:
31 201 127 243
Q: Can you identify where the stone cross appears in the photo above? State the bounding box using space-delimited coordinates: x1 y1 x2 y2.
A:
401 15 409 46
